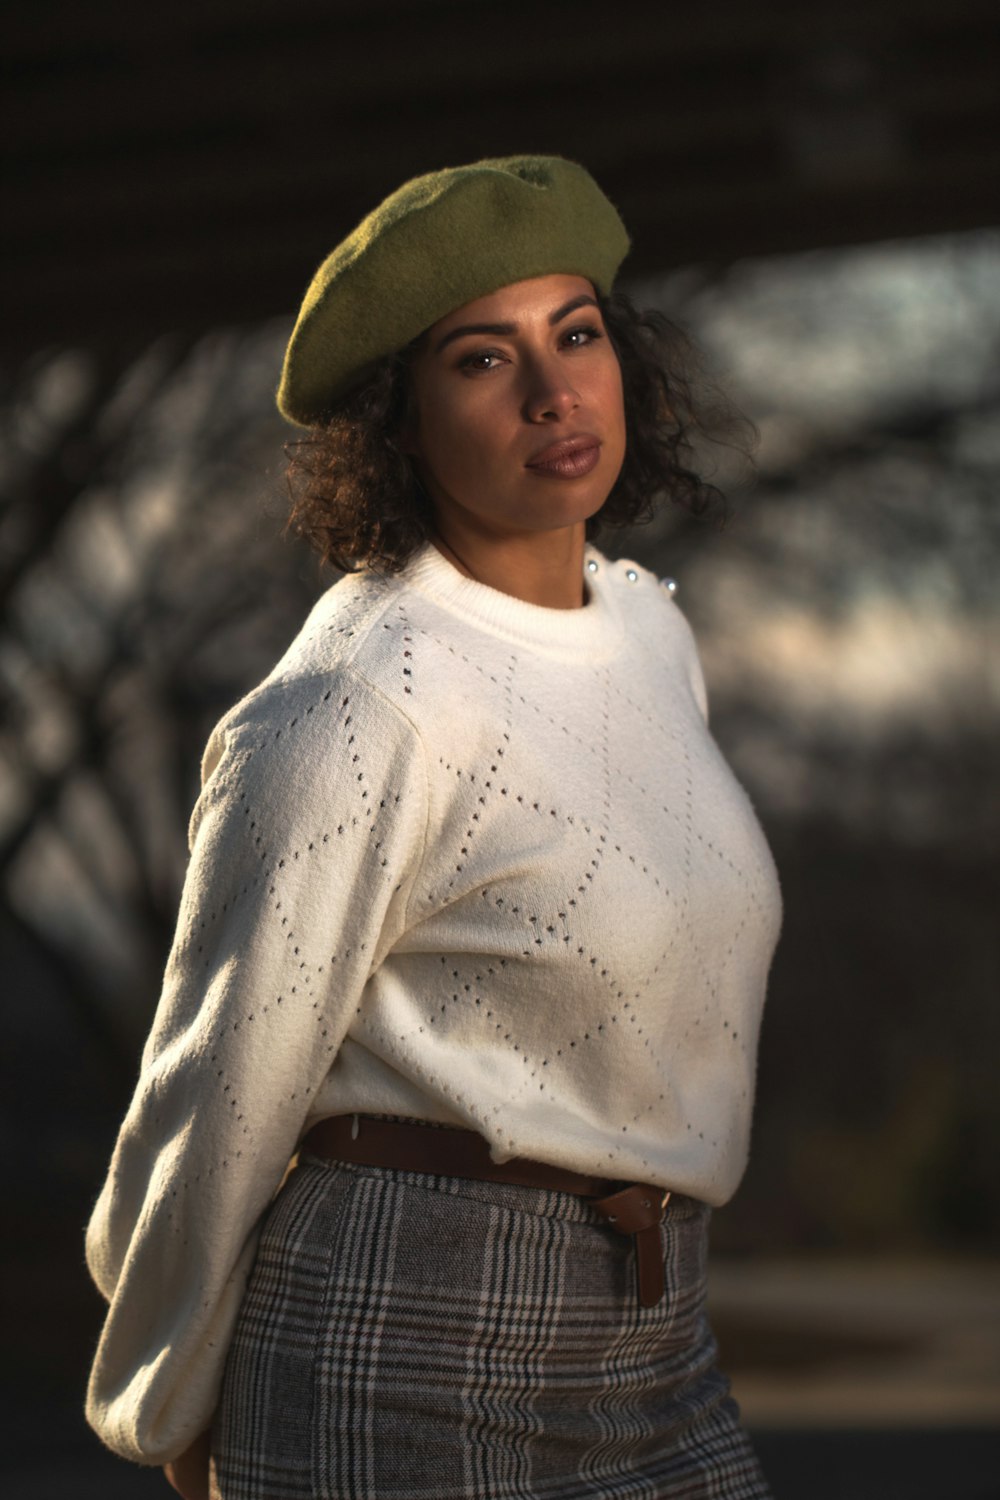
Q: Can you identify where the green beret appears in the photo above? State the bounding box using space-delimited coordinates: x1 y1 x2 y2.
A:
277 155 630 426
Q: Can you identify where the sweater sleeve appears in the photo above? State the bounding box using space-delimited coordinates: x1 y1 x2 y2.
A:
84 668 428 1465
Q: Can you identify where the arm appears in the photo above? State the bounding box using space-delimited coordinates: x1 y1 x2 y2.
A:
85 669 427 1464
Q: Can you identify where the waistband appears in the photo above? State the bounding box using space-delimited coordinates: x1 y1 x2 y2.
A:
300 1113 671 1307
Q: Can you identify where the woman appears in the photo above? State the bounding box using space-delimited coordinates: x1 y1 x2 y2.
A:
86 156 782 1500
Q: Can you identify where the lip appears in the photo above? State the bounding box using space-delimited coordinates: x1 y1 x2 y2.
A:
525 433 602 478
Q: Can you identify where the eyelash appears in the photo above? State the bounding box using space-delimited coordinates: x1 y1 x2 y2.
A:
458 324 605 372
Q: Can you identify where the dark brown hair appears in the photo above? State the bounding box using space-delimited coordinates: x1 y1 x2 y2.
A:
285 290 754 573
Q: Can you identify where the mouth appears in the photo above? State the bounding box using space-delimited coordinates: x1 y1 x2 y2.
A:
525 434 602 479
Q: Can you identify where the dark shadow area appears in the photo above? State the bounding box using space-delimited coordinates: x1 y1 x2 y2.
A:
755 1429 1000 1500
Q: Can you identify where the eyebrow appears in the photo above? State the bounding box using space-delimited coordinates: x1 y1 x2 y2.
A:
433 293 600 354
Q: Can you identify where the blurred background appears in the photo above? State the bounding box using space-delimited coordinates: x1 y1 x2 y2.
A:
3 1 998 1496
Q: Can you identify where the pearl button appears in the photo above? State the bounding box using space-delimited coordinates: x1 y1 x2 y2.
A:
660 576 678 595
586 559 599 574
625 568 638 583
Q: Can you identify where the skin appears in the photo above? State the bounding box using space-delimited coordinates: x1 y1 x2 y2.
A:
163 1427 211 1499
403 272 627 608
161 273 627 1498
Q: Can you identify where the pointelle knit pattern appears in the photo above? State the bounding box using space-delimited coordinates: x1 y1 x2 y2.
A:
85 542 782 1464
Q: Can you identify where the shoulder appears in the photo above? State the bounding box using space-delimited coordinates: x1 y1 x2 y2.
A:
593 549 709 721
592 548 695 646
191 573 430 849
586 549 678 601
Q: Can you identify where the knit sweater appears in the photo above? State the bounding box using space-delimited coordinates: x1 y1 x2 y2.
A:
85 541 782 1465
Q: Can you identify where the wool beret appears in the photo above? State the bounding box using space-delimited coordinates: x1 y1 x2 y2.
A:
277 155 630 426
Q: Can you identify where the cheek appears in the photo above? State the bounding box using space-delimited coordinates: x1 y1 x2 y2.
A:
611 355 626 409
407 388 459 480
422 398 503 485
601 364 627 454
587 345 624 411
409 420 495 517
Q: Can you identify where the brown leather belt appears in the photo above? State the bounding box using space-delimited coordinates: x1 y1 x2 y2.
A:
299 1114 671 1308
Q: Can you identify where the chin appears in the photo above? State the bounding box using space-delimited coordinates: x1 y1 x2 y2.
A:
522 480 612 527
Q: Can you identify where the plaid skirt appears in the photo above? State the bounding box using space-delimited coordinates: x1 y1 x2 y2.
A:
210 1156 772 1500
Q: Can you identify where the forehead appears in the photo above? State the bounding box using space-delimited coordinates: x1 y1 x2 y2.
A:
426 272 597 341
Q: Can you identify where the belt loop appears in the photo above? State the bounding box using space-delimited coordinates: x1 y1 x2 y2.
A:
591 1183 669 1308
351 1113 360 1141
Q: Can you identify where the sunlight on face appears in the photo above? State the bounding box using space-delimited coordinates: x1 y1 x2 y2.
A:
404 274 626 544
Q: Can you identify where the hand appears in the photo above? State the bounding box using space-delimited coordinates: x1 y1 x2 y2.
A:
163 1427 212 1500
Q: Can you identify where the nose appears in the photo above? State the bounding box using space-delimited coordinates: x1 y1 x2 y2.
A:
522 355 580 422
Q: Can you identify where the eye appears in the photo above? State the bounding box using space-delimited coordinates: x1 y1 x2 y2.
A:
561 323 604 349
458 347 509 373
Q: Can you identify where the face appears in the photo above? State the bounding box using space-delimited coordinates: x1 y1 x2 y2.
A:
402 273 626 543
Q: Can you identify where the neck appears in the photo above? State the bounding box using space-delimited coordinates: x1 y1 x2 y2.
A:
430 521 588 609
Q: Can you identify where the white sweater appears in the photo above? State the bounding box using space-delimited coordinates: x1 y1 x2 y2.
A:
85 542 782 1464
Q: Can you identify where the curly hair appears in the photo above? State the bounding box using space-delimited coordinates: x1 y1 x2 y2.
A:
284 290 754 574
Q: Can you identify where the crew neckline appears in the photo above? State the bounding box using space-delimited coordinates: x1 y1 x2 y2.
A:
398 541 626 660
